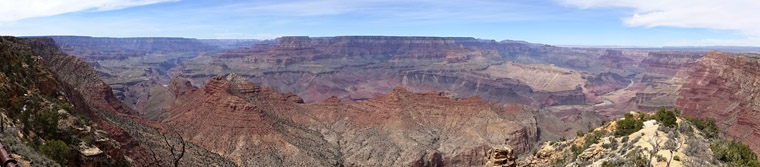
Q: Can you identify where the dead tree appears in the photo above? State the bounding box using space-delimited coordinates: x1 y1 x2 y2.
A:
647 131 663 167
149 128 187 167
665 130 683 167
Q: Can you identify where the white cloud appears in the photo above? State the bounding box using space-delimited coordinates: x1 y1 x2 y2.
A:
0 0 178 22
559 0 760 45
214 0 548 23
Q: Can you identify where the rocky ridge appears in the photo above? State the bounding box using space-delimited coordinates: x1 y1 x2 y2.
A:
495 111 759 167
1 36 235 166
1 36 131 166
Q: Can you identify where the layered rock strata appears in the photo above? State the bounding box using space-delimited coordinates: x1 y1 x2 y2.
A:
677 51 760 157
161 74 540 166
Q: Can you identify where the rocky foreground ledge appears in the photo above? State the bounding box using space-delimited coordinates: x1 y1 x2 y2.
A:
487 110 759 167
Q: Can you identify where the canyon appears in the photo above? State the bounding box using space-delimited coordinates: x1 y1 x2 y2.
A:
162 74 540 166
44 36 257 111
1 35 758 166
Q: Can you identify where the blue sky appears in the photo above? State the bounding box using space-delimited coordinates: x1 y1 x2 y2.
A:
1 0 759 46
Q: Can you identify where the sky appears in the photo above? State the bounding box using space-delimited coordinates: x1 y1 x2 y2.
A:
1 0 760 47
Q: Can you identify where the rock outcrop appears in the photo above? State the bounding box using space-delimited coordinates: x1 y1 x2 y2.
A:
161 74 540 166
677 51 760 157
523 111 758 167
485 145 517 167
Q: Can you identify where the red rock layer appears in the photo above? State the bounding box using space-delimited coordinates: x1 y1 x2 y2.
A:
639 52 701 76
48 36 219 61
215 36 501 65
163 74 539 166
677 51 760 158
178 36 642 109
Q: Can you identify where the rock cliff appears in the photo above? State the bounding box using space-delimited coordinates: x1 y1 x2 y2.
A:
677 51 760 158
177 36 634 109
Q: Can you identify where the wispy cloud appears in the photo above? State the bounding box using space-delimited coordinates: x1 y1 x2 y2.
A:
559 0 760 45
0 0 178 22
210 0 554 23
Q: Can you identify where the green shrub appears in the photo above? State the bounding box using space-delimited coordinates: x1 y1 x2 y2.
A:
653 107 678 128
656 154 666 162
60 103 73 112
584 130 604 148
39 140 70 165
604 155 625 167
33 111 59 140
615 113 643 137
684 138 707 157
625 148 649 166
630 136 641 143
552 158 565 166
568 130 606 161
601 161 615 167
26 137 42 150
685 116 719 139
571 144 584 160
673 155 680 161
602 138 618 150
678 121 694 136
710 140 760 167
638 112 653 121
577 130 585 137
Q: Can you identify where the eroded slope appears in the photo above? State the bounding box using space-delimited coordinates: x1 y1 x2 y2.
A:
161 74 541 166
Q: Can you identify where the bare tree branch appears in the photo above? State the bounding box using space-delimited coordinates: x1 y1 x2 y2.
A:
148 146 164 167
173 132 186 167
152 128 187 167
647 131 663 167
666 130 683 167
